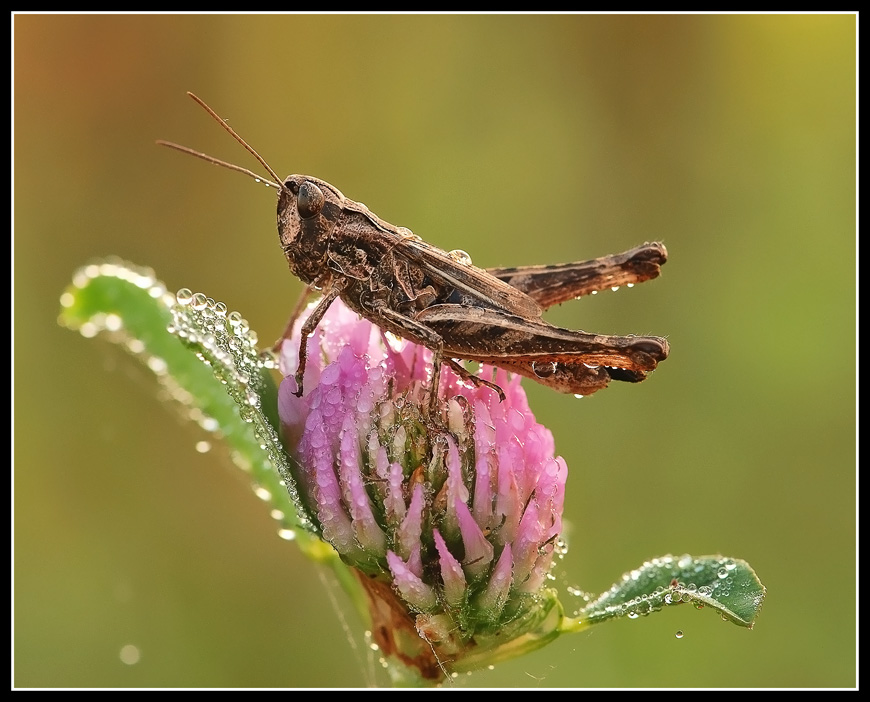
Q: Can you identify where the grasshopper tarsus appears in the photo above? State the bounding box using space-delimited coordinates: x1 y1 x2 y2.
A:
444 359 506 403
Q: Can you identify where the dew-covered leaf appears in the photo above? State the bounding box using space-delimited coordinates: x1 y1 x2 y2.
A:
561 554 766 632
58 259 321 543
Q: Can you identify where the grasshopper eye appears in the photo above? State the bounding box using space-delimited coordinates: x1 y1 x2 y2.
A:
297 181 325 218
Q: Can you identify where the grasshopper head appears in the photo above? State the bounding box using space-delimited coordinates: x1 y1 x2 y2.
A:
277 175 347 284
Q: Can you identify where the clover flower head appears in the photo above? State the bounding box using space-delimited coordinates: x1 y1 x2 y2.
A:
277 298 568 678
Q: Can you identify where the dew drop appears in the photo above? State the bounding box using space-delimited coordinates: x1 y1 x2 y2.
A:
277 528 296 541
191 292 208 310
448 249 473 265
532 360 557 378
195 440 212 453
99 262 120 278
611 286 620 292
675 630 684 639
395 226 420 241
119 644 141 665
227 311 243 327
147 356 167 374
176 288 193 305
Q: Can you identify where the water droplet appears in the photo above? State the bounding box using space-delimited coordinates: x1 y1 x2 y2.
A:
396 226 420 241
448 249 473 265
101 313 122 331
176 288 193 305
573 394 584 399
532 360 557 378
99 262 120 278
195 440 211 453
227 311 243 327
119 644 141 665
611 286 620 292
627 611 639 619
147 356 167 374
191 292 208 310
675 630 684 639
277 528 296 541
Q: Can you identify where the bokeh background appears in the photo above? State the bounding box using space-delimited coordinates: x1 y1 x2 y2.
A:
14 14 856 688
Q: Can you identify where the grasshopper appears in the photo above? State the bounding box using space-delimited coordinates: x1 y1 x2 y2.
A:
159 93 669 414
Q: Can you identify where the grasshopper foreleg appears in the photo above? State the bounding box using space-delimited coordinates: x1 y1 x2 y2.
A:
291 282 343 397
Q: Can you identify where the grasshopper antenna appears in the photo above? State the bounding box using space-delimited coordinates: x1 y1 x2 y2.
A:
156 92 283 190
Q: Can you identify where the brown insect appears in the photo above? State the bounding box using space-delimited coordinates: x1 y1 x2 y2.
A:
159 93 669 413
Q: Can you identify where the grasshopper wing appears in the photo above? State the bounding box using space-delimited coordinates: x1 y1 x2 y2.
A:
486 242 667 310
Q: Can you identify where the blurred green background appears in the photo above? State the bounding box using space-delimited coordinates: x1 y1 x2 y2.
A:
14 14 855 688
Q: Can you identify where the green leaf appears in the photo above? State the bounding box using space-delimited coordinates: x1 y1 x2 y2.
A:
58 259 329 556
561 554 767 632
